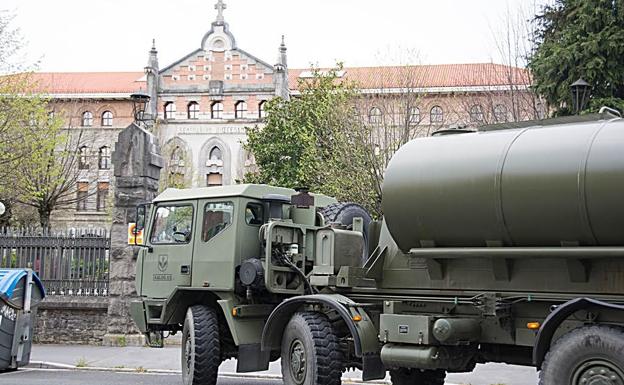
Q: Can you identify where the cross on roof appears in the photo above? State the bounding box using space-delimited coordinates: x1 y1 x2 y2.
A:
215 0 227 23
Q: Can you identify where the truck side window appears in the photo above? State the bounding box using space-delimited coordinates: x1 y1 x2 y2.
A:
202 202 234 242
150 205 194 244
245 203 264 225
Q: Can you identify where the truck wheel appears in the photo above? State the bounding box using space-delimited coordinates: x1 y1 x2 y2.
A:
539 325 624 385
319 202 372 262
281 312 343 385
389 368 446 385
182 305 221 385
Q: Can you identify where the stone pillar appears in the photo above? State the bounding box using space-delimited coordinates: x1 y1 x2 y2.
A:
104 123 163 346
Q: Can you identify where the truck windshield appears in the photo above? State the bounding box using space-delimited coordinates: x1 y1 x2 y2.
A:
150 205 194 244
202 202 234 242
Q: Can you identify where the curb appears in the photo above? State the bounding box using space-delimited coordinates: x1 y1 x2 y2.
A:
26 361 394 383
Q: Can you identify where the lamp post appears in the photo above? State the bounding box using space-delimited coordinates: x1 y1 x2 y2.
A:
130 91 152 127
570 78 591 115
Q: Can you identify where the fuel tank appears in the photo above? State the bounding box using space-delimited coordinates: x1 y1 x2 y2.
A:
382 117 624 251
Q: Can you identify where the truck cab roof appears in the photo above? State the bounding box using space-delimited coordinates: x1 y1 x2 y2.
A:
153 184 337 206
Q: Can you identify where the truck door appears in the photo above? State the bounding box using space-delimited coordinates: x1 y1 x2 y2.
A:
191 200 236 290
142 201 196 298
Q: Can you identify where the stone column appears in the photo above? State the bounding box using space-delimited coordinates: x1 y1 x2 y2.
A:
104 123 163 346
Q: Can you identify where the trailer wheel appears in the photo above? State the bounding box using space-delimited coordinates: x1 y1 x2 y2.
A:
182 305 221 385
389 368 446 385
539 325 624 385
281 312 343 385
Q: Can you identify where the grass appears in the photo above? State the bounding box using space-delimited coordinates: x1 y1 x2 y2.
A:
75 357 89 368
135 366 146 373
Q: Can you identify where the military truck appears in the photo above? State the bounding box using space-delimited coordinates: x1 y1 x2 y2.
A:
131 111 624 385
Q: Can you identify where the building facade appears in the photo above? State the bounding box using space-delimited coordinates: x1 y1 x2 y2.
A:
30 1 537 230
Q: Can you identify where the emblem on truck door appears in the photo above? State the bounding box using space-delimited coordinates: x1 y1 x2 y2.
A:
158 255 168 272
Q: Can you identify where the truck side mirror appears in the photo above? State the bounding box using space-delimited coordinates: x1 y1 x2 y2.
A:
136 205 146 232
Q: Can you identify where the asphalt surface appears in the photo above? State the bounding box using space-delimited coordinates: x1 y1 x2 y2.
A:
0 369 280 385
27 344 539 385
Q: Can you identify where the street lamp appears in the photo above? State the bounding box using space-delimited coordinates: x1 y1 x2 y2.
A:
570 78 591 114
130 91 152 126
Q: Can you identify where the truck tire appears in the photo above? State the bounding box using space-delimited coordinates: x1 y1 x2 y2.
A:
281 312 343 385
182 305 221 385
319 202 372 262
539 325 624 385
389 368 446 385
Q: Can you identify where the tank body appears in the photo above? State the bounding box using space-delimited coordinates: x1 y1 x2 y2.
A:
382 118 624 252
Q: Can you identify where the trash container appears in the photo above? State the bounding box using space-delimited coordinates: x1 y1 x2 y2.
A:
0 269 45 370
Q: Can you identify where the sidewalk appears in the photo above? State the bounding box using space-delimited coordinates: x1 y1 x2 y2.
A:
29 344 539 385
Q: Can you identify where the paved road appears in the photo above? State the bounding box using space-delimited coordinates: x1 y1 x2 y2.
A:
0 369 280 385
0 367 539 385
29 345 539 385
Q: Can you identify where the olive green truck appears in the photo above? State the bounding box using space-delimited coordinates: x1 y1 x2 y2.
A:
130 112 624 385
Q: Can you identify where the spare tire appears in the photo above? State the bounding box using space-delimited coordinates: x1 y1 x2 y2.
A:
319 202 372 263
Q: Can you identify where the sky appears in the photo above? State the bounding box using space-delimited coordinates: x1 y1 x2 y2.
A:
3 0 547 73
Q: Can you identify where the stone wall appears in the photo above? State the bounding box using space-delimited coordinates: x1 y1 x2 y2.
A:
33 296 109 345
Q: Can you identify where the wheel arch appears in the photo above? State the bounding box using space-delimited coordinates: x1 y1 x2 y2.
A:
533 297 624 369
163 288 224 326
261 294 385 381
262 294 363 355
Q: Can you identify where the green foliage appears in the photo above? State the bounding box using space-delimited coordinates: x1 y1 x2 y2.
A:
528 0 624 115
244 65 381 216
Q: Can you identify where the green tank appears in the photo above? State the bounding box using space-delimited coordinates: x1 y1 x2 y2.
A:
382 118 624 251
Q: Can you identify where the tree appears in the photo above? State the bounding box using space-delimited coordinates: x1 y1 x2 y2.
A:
244 64 430 218
528 0 624 114
244 65 378 212
9 105 95 230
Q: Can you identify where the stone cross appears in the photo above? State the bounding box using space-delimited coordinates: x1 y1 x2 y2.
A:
215 0 226 23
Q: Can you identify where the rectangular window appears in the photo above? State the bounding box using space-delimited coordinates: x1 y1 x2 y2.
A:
96 182 109 212
206 173 223 187
150 205 194 244
245 203 264 226
77 182 88 211
202 202 234 242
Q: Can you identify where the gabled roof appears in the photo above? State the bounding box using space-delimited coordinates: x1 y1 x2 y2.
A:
26 72 144 94
288 63 530 91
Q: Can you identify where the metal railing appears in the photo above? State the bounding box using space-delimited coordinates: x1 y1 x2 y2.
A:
0 227 110 296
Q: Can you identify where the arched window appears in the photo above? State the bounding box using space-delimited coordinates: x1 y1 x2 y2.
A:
78 146 89 169
258 101 267 119
168 146 185 188
101 111 113 126
164 102 176 120
368 107 382 124
235 101 247 119
211 102 223 119
187 102 200 119
170 146 185 170
430 106 444 123
82 111 93 127
98 146 111 170
409 107 421 124
209 146 222 161
470 105 484 122
494 104 508 122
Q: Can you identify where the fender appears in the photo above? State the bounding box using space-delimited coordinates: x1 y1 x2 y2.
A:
533 297 624 368
261 294 384 381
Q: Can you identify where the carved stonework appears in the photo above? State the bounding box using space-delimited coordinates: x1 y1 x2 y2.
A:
105 123 163 345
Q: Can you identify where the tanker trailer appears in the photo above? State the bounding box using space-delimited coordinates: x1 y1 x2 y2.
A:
352 113 624 385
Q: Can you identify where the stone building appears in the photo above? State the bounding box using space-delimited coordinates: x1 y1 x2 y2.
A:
29 0 537 230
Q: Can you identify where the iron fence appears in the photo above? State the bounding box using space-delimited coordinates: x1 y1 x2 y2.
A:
0 227 110 296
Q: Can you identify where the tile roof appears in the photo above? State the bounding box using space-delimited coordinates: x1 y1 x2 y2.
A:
18 63 529 95
289 63 530 90
27 72 144 94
